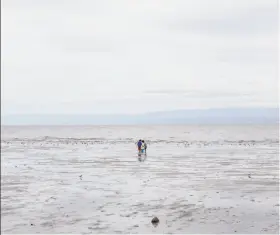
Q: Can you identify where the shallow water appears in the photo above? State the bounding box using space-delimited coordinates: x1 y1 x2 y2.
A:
1 125 279 234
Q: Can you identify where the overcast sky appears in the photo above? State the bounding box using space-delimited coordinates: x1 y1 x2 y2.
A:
1 0 278 115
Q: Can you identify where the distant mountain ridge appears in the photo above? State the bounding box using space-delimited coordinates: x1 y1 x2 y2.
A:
2 107 279 125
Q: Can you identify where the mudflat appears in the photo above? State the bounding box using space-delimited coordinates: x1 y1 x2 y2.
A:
1 125 279 234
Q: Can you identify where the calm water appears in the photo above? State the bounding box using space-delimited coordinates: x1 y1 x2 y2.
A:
1 125 279 234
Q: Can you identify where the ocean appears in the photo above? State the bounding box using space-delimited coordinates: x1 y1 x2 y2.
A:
1 125 279 234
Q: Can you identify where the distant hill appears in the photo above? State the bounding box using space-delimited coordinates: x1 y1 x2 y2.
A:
141 108 279 124
1 107 279 125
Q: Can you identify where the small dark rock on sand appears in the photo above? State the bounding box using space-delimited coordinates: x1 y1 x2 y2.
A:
151 217 159 224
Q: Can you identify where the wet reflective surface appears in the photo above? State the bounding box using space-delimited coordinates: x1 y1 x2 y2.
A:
1 125 279 234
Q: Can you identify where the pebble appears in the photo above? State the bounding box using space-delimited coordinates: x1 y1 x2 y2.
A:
151 217 159 224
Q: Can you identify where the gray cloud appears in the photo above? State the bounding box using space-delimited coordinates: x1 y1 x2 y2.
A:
167 2 278 36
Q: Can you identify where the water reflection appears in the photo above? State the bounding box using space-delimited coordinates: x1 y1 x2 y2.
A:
137 153 147 162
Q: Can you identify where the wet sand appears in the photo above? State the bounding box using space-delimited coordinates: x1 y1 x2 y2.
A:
1 125 279 234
